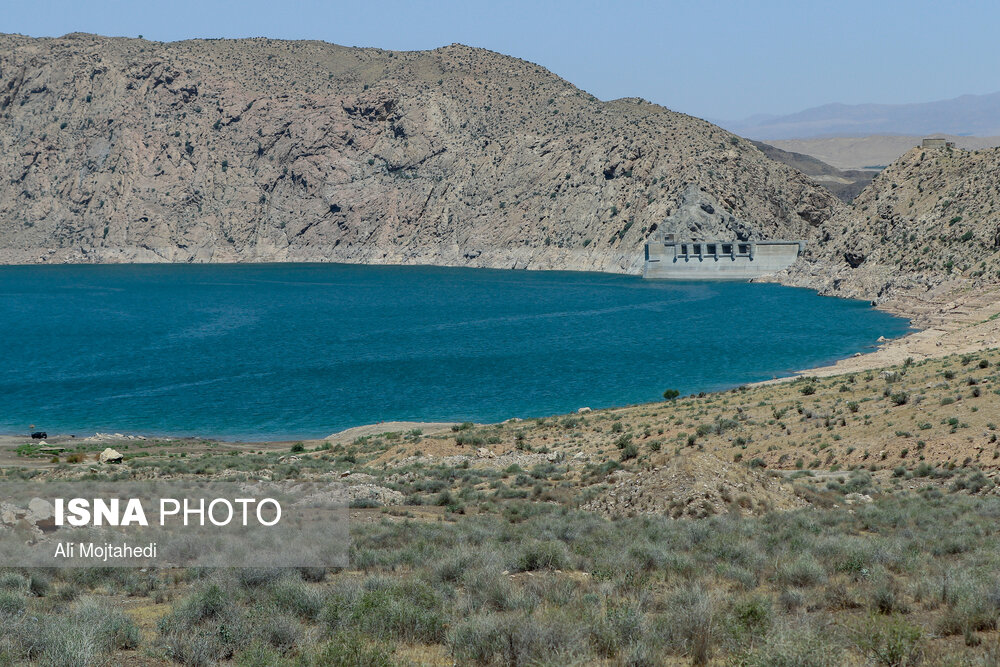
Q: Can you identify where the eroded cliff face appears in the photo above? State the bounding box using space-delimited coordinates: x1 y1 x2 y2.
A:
0 33 840 270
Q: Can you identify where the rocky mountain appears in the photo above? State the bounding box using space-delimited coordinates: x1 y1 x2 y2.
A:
0 33 840 271
723 91 1000 140
778 144 1000 312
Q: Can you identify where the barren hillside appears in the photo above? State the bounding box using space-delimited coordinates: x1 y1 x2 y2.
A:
0 33 839 271
778 145 1000 316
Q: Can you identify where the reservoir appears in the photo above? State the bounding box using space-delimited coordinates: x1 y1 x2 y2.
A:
0 264 911 440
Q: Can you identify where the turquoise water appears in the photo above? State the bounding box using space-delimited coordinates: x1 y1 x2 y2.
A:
0 264 911 440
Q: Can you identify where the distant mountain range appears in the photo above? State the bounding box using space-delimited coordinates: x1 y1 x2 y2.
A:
722 91 1000 140
766 135 1000 171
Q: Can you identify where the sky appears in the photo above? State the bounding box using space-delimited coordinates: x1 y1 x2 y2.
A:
2 0 999 122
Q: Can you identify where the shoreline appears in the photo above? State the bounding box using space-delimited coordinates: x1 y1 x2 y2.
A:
0 422 463 446
759 283 1000 384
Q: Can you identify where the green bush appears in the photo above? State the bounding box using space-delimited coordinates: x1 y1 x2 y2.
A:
516 540 570 572
29 597 141 665
854 614 923 666
738 619 842 667
651 583 718 663
0 573 29 593
590 602 643 657
310 632 394 666
349 583 446 643
449 611 588 665
726 593 773 645
776 555 826 588
235 640 282 667
0 590 24 617
267 577 323 620
163 582 229 629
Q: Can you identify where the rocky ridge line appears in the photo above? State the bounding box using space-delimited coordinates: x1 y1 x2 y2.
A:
0 33 839 273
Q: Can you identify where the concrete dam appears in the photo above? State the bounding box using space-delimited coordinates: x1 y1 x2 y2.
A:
643 233 805 280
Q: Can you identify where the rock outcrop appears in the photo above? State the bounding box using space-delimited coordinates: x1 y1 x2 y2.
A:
658 184 759 241
775 145 1000 318
98 448 123 463
0 33 840 272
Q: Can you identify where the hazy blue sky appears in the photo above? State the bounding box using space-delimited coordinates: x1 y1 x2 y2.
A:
3 0 998 121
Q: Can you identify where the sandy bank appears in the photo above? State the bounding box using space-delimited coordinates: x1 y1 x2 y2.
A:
325 421 462 443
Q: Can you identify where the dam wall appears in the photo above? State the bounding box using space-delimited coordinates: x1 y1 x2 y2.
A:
643 240 804 280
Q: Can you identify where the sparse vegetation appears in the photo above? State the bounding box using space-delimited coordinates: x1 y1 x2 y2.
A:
3 348 1000 663
6 28 1000 666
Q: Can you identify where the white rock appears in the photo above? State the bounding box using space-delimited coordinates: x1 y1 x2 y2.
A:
344 484 404 506
27 498 53 521
99 448 123 464
577 407 592 414
844 493 873 505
